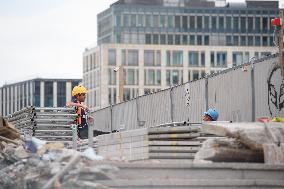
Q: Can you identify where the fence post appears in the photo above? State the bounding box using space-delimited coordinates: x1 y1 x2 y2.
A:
205 76 209 111
72 124 77 150
110 104 113 132
251 59 256 121
170 87 174 122
88 121 94 148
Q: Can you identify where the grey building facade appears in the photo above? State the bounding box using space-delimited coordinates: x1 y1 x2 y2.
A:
83 0 278 110
0 78 81 116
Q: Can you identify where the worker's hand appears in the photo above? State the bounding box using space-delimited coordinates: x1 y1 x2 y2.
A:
66 102 72 107
88 116 94 124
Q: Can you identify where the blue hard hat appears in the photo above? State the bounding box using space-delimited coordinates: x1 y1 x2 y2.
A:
204 108 219 121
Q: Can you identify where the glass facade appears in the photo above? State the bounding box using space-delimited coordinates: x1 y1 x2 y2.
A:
97 4 276 47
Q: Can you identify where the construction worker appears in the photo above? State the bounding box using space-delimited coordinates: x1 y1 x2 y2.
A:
203 108 219 121
66 85 91 139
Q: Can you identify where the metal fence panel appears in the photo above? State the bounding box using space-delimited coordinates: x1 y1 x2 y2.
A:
208 66 253 122
111 100 138 131
137 89 172 128
92 107 111 132
254 55 283 118
171 79 206 123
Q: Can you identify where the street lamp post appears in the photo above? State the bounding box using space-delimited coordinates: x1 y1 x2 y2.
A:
114 65 124 103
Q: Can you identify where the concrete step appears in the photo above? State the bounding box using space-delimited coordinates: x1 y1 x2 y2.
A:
104 162 284 180
97 179 284 189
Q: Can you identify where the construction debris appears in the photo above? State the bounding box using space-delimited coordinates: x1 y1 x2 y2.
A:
200 122 284 164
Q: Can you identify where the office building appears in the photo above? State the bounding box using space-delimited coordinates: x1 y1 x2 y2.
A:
0 78 81 116
83 0 278 110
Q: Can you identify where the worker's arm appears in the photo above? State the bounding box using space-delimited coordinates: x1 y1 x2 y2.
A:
66 102 88 110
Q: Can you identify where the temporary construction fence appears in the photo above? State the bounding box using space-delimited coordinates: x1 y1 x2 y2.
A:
92 53 283 132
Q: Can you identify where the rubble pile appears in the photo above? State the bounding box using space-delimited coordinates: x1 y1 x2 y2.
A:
0 116 115 189
196 122 284 164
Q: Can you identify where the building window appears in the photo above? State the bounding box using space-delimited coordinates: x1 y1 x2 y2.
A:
131 14 137 27
197 35 202 45
145 34 151 44
188 51 199 67
166 70 183 86
262 17 268 31
145 15 152 27
204 35 209 45
175 35 181 45
182 35 188 45
123 88 138 101
168 15 174 28
216 52 227 67
248 17 253 32
204 16 209 30
201 52 205 66
262 36 268 46
190 16 195 29
241 36 246 46
211 52 227 68
108 88 116 105
167 51 183 66
226 16 231 32
34 81 40 107
248 36 253 46
108 69 116 85
226 36 232 46
219 16 224 31
153 34 159 44
255 17 260 32
144 50 161 66
175 16 181 28
160 15 166 27
115 14 121 27
57 82 66 107
137 14 144 26
153 15 159 27
233 17 239 32
144 69 161 86
189 35 195 45
255 36 261 46
108 49 116 65
197 16 202 30
160 34 166 44
233 36 239 46
211 16 217 31
233 52 243 66
210 52 215 67
192 70 199 80
240 17 246 33
126 69 138 85
128 50 138 66
121 49 139 66
168 34 173 45
182 16 188 29
44 81 53 107
123 14 129 27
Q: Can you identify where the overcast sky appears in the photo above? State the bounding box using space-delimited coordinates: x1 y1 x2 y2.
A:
0 0 248 87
